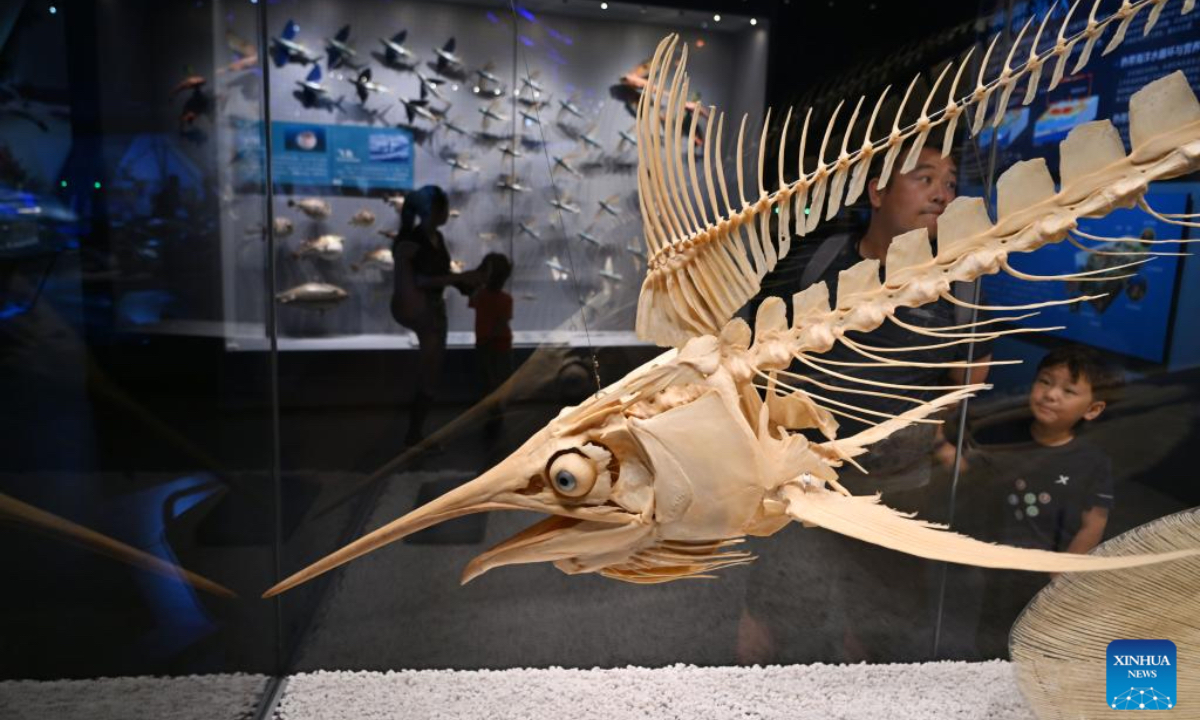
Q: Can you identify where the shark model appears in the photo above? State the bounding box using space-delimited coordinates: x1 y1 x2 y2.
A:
433 37 464 77
496 175 531 194
349 67 389 103
377 30 417 70
325 25 361 69
270 19 320 67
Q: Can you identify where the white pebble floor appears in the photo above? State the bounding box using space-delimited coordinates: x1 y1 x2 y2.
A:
0 673 268 720
276 661 1034 720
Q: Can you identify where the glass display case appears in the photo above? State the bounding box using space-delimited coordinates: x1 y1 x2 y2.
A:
2 0 1198 717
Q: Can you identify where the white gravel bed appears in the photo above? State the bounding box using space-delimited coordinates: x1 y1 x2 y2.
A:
0 673 269 720
276 661 1034 720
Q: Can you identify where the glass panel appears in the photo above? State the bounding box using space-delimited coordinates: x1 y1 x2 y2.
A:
270 0 771 670
0 0 278 702
936 0 1200 661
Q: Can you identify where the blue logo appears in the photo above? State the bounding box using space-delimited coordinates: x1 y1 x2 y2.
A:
1107 640 1176 710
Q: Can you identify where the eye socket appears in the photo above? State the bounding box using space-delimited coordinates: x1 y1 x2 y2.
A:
547 451 597 498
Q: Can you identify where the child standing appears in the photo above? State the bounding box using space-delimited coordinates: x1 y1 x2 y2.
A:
960 345 1122 657
469 253 513 438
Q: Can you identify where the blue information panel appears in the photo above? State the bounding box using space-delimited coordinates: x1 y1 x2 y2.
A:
968 1 1200 177
233 121 414 192
981 191 1188 363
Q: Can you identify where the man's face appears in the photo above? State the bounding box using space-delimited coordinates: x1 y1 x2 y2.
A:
867 147 957 240
1028 363 1105 434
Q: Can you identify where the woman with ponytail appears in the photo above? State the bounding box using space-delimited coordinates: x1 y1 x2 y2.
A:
390 185 481 447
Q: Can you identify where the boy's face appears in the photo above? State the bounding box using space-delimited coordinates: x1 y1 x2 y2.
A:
1029 363 1106 432
867 147 957 240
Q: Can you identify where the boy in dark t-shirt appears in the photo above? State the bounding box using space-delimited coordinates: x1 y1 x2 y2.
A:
960 344 1122 657
469 253 514 439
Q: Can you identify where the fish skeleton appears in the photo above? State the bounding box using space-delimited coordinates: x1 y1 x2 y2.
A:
266 5 1200 601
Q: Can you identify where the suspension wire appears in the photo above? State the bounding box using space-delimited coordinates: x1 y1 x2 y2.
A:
507 0 603 394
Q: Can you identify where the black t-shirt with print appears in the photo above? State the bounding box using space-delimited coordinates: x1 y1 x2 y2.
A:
959 419 1115 551
804 238 993 425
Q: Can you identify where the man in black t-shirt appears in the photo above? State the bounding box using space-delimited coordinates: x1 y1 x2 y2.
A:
798 144 993 490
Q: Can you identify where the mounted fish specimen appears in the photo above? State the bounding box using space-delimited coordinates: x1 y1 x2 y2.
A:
551 153 583 178
478 99 509 130
287 197 332 220
219 31 258 75
399 84 439 126
382 195 405 214
349 209 376 227
444 153 480 175
352 247 394 273
558 94 586 121
292 234 344 261
518 219 541 240
498 143 525 160
265 3 1200 604
275 282 349 311
597 194 623 218
518 107 542 126
325 24 361 70
545 256 571 281
294 65 341 111
580 126 605 152
577 225 602 246
432 37 465 79
441 117 470 137
599 256 624 283
414 70 448 101
244 216 295 240
474 62 506 97
496 175 531 194
171 70 205 99
520 72 546 95
548 193 581 215
376 30 417 70
172 68 212 134
617 126 638 150
270 19 320 67
348 67 388 104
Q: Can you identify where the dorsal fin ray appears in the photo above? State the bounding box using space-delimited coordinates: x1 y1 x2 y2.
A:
635 9 1199 347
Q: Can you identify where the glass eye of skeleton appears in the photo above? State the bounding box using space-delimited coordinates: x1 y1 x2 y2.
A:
547 451 597 498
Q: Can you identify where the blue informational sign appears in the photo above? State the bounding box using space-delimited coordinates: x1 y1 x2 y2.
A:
981 191 1188 363
232 121 414 192
964 1 1200 185
271 122 414 191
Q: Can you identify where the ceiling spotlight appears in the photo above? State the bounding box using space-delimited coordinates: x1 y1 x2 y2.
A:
49 4 57 12
713 13 721 21
600 1 608 8
750 17 757 25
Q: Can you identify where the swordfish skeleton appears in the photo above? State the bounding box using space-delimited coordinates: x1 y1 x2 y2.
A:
265 0 1200 597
